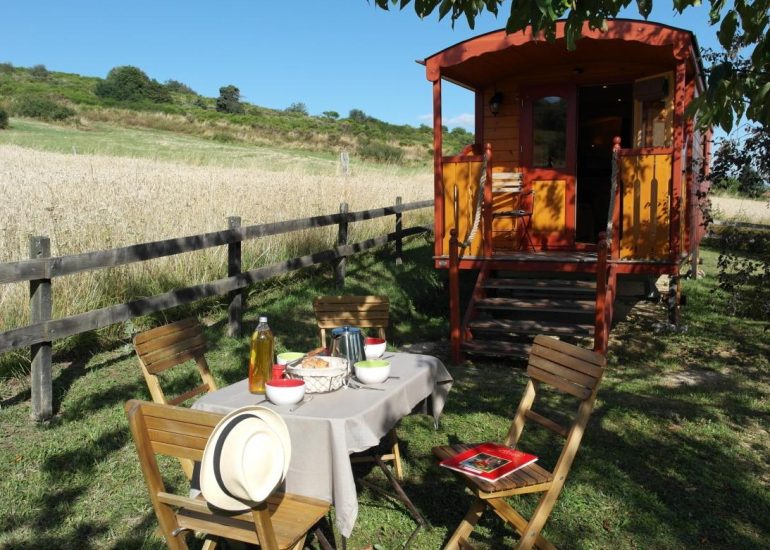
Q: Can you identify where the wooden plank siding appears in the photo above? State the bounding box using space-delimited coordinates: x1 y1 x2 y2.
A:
619 150 673 259
441 157 485 257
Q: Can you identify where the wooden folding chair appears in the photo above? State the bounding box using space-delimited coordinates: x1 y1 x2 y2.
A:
133 318 218 479
312 295 403 479
313 295 389 350
125 400 333 550
432 335 606 549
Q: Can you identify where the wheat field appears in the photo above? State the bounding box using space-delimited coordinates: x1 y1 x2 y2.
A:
0 144 432 333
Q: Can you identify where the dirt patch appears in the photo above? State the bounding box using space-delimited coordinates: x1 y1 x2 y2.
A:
661 368 728 388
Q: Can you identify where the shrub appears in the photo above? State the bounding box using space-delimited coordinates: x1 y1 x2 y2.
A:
95 66 172 103
285 102 308 115
164 79 196 94
30 64 49 78
0 62 13 74
216 85 243 114
348 108 368 122
358 141 404 163
14 96 74 121
0 108 8 129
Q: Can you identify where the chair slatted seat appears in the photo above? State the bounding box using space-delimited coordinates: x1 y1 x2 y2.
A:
432 335 606 550
125 400 332 550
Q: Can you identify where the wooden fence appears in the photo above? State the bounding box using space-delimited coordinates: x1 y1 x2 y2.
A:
0 197 432 421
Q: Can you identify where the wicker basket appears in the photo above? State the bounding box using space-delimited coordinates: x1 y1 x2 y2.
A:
285 356 349 393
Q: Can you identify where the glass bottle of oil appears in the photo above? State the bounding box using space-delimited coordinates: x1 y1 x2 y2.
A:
248 316 273 394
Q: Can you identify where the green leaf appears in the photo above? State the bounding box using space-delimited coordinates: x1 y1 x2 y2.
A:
717 11 738 50
438 0 453 18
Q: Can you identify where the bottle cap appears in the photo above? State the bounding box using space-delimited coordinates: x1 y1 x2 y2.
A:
259 316 268 323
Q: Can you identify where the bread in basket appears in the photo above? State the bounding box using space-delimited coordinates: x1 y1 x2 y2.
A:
285 356 348 393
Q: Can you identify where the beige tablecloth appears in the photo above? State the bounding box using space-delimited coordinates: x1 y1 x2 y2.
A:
192 352 452 538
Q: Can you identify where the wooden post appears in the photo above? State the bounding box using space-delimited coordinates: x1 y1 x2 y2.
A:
668 275 681 325
335 202 349 289
29 236 52 421
395 196 403 266
449 228 461 364
227 216 243 337
594 232 608 354
482 143 493 258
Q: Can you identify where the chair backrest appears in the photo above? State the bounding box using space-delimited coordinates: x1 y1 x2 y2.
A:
133 318 218 407
125 400 290 550
313 295 389 348
505 335 606 480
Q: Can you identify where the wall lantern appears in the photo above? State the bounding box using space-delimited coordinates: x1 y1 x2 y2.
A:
489 91 503 116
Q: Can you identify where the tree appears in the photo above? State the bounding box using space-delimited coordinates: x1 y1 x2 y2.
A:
377 0 770 132
322 110 340 120
216 85 243 114
95 66 171 103
710 125 770 197
0 108 8 129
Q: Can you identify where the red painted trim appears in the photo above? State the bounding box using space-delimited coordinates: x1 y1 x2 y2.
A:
482 143 493 257
434 256 679 275
448 229 461 363
433 79 444 258
617 147 674 157
520 84 577 248
475 90 484 142
442 154 484 164
424 20 695 78
594 233 608 353
670 61 686 261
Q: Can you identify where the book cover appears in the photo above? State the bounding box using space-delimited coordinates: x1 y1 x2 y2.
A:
440 443 538 482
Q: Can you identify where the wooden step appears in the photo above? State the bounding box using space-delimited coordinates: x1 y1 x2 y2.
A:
484 278 596 292
461 339 531 358
469 319 594 336
475 297 595 314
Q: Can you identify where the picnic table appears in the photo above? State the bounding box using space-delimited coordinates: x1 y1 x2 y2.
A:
192 351 453 538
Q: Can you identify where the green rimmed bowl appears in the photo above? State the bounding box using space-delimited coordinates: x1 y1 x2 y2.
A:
354 359 391 384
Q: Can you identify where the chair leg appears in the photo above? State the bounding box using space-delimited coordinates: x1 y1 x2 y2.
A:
443 498 485 550
388 429 404 481
201 537 218 550
487 498 556 550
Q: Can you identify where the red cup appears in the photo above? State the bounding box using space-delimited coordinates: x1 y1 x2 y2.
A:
271 363 285 380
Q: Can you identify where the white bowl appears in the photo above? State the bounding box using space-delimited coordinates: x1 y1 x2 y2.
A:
354 360 391 384
265 379 305 405
364 337 386 359
277 352 305 366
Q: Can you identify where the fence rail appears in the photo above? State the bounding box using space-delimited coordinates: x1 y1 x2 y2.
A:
1 197 432 420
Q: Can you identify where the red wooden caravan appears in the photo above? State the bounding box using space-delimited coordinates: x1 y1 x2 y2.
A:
421 19 710 360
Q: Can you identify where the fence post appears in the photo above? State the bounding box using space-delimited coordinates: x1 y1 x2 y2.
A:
395 196 403 266
29 236 52 421
335 202 349 289
227 216 243 337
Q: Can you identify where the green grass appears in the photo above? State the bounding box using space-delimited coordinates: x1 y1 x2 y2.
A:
0 65 474 165
1 242 768 549
0 118 339 171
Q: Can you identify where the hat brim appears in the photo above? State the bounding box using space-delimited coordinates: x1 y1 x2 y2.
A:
200 406 287 511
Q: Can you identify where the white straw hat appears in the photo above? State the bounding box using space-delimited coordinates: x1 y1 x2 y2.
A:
200 406 288 511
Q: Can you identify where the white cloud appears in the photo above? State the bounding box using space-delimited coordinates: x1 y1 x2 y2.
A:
416 112 475 130
446 113 475 129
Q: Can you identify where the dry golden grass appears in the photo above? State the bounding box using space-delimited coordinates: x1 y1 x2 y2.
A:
711 195 770 225
0 144 432 331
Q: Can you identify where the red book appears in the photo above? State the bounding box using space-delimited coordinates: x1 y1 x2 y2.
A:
440 443 538 482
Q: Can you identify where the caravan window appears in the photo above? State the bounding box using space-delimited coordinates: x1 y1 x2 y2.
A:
533 96 567 168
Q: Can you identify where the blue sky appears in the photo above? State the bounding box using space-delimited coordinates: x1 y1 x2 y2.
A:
2 1 722 131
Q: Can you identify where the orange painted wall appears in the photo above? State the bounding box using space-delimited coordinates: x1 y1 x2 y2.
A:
619 153 673 259
441 159 485 257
